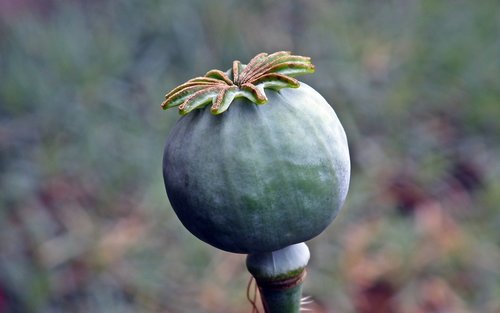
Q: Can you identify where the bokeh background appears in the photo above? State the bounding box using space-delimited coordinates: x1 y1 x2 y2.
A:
1 0 499 312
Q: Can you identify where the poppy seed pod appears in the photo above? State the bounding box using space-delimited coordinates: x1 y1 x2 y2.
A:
161 51 350 254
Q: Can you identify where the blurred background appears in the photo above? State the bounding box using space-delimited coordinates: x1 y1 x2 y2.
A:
1 0 499 312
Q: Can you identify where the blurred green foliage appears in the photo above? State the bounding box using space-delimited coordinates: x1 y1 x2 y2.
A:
0 0 499 312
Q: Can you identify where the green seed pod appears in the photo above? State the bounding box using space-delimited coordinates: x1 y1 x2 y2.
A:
162 52 350 254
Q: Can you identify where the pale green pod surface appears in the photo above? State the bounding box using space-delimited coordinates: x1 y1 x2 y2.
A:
163 82 350 254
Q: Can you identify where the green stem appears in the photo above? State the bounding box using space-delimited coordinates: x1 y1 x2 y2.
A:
246 243 310 313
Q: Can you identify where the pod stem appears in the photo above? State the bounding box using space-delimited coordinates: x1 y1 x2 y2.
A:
246 243 310 313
